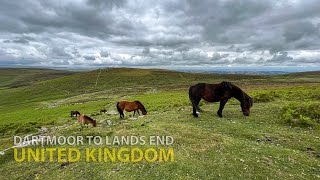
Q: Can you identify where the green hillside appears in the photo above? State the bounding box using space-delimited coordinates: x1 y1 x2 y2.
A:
0 68 319 179
0 68 74 89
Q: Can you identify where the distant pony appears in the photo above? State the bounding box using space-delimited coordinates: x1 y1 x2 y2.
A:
100 109 107 114
189 81 253 117
70 111 80 117
116 101 147 118
77 114 97 127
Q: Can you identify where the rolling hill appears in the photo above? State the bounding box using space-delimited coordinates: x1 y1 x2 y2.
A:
0 68 319 179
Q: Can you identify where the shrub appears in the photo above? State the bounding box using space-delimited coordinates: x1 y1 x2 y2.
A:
253 91 279 103
280 102 320 126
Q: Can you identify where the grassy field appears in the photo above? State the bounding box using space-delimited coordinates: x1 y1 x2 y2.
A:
0 68 319 179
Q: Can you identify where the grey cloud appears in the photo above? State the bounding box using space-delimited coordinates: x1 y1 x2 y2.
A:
100 50 110 57
50 47 72 59
211 52 229 60
142 47 150 55
83 55 96 61
267 51 293 63
3 37 30 44
284 21 319 42
0 0 319 68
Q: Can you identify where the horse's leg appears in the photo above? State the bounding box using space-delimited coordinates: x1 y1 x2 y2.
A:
192 98 202 117
217 99 228 117
191 101 199 117
137 110 140 116
194 98 202 112
133 110 136 116
119 110 124 118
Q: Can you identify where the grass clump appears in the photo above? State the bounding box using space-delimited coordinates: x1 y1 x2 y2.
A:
280 102 320 126
252 91 279 102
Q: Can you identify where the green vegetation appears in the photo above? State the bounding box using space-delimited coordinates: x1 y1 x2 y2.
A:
0 68 73 89
0 68 319 179
280 102 320 126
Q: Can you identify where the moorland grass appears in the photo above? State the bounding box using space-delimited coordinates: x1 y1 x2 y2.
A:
0 68 319 179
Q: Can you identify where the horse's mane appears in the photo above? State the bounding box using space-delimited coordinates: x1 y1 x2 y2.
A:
220 81 252 106
220 81 239 91
134 101 146 111
84 115 94 121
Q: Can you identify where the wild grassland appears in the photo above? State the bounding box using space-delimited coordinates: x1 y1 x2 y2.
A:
0 68 319 179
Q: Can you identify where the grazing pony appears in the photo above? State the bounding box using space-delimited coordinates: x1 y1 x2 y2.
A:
100 109 107 114
189 81 253 117
116 101 147 118
77 114 97 127
70 111 80 117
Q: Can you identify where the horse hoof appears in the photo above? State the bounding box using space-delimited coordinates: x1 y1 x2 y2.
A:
193 113 199 118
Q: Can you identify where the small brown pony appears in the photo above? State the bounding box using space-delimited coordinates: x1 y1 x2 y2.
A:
77 114 97 127
70 111 80 117
189 81 253 118
116 101 147 118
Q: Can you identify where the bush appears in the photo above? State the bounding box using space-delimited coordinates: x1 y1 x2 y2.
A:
253 91 279 103
280 102 320 126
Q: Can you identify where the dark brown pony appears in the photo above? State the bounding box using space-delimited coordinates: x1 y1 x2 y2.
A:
70 111 80 117
77 114 97 127
116 101 147 118
100 109 107 114
189 81 253 117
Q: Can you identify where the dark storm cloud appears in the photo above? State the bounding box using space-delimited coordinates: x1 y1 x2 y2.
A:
0 0 319 68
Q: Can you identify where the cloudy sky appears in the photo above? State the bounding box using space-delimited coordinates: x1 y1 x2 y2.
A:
0 0 320 69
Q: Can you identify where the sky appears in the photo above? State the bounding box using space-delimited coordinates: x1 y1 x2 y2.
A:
0 0 320 70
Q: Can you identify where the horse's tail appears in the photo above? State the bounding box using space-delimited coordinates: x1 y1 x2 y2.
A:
92 120 97 127
116 102 123 117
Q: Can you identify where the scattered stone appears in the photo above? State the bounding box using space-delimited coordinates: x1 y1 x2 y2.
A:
120 120 128 124
240 159 245 163
0 151 4 155
107 110 118 115
129 117 138 120
106 120 113 125
112 168 120 172
38 127 49 134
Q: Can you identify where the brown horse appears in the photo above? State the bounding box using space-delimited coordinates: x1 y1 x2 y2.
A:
116 101 147 118
77 114 97 127
70 111 80 117
189 81 253 118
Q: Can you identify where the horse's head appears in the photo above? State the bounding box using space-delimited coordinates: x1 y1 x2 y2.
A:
136 101 147 115
241 94 253 116
92 120 97 127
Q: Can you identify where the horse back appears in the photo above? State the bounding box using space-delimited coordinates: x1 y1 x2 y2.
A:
189 83 206 98
189 83 230 102
118 101 128 109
